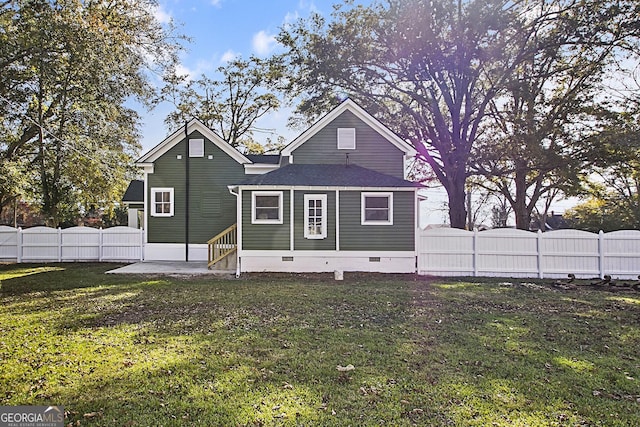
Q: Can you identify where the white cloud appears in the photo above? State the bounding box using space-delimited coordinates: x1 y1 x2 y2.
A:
210 0 222 7
284 11 300 25
174 58 215 82
151 4 172 25
220 49 239 64
252 30 277 56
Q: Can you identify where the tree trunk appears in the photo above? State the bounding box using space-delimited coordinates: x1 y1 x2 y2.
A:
514 163 530 230
445 171 468 229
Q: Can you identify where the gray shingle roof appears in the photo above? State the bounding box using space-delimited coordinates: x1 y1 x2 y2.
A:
122 180 144 203
237 164 418 187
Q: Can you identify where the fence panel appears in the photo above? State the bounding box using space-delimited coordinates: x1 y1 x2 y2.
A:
418 228 474 276
61 227 101 261
602 230 640 279
476 229 539 277
101 227 143 261
21 227 61 262
0 226 18 260
540 230 600 278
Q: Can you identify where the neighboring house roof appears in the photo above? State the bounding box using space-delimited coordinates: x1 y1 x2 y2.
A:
236 164 420 188
122 180 144 203
281 99 417 158
136 118 251 165
245 154 281 164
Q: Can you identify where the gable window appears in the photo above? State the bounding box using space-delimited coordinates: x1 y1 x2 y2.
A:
361 192 393 225
337 128 356 150
151 188 174 217
252 191 283 224
304 194 327 239
189 138 204 157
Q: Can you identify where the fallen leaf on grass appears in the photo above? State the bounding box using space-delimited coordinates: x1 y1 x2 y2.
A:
336 364 355 372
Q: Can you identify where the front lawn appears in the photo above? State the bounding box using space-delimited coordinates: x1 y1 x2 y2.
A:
0 264 638 426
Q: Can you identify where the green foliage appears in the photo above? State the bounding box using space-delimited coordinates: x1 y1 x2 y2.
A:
568 108 640 231
278 0 640 229
1 265 639 426
471 0 640 229
160 56 286 153
0 0 183 226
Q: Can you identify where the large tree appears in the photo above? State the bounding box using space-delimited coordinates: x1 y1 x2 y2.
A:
278 0 640 229
0 0 182 225
471 0 640 229
279 0 541 228
160 56 286 153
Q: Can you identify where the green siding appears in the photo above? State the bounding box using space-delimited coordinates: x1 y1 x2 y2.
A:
147 131 245 244
241 190 291 250
291 111 405 178
241 189 414 252
339 191 415 251
293 191 336 251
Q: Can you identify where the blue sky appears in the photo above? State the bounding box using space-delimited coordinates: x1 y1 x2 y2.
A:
141 0 357 153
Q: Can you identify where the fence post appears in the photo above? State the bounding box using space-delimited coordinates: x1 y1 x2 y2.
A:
99 227 104 262
473 228 478 277
598 230 605 279
17 227 22 263
57 227 62 262
537 230 543 279
138 228 144 261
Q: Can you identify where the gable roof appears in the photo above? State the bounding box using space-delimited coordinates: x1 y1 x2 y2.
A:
136 118 251 165
280 99 416 158
122 180 144 203
237 164 419 188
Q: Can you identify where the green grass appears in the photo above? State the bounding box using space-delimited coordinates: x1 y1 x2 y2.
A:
1 264 639 426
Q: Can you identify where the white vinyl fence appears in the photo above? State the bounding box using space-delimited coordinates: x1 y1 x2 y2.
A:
0 226 143 263
419 228 640 280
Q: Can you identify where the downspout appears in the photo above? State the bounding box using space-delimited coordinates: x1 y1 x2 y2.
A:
228 185 240 277
185 121 190 262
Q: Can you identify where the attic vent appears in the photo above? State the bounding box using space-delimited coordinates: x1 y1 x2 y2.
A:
337 128 356 150
189 138 204 157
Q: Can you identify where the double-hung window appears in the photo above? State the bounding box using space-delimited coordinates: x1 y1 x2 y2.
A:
361 192 393 225
304 194 327 239
252 191 283 224
151 188 174 217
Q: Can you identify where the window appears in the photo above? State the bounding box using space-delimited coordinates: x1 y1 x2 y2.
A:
304 194 327 239
337 128 356 150
252 191 283 224
151 188 174 217
361 192 393 225
189 138 204 157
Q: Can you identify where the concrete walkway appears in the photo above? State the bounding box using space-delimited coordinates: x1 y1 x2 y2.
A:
106 261 234 276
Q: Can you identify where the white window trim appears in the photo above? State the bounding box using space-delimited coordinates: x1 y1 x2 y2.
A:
252 191 283 224
150 187 174 217
189 138 205 157
361 192 393 225
304 194 327 239
337 128 356 150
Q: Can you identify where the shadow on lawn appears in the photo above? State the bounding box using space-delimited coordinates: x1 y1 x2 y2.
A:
2 265 639 426
412 281 640 426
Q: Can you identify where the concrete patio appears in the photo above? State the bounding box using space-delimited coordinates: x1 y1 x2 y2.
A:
106 261 234 276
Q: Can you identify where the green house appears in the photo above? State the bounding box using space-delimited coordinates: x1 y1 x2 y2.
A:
135 99 419 274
